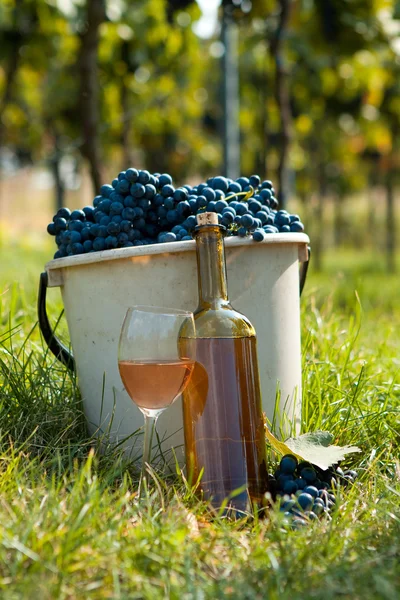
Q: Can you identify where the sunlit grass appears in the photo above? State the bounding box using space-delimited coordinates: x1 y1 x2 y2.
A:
0 244 399 598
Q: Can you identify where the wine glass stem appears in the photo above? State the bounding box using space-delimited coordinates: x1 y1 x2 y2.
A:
141 414 157 481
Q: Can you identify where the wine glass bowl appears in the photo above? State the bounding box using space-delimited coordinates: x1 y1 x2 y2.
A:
118 305 195 480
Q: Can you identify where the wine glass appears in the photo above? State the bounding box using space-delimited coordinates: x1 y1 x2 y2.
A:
118 306 195 484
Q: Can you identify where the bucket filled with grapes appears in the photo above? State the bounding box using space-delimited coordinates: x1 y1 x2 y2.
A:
39 169 310 462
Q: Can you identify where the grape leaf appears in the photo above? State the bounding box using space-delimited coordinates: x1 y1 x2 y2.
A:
265 428 361 471
292 430 334 447
265 427 302 461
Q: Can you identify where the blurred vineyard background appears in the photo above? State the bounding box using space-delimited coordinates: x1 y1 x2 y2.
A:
1 0 400 271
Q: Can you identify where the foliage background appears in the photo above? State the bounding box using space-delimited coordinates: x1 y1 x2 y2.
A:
1 0 400 270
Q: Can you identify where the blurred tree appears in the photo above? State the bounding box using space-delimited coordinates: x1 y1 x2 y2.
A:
269 0 293 209
77 0 106 194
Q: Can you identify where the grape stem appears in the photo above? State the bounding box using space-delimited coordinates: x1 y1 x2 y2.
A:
224 186 255 203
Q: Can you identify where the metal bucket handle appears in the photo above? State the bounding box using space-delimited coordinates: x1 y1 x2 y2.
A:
38 244 311 373
37 271 76 373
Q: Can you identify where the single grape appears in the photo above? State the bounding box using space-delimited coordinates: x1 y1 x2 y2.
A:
283 480 298 495
303 486 318 499
122 207 136 221
261 180 274 190
166 209 179 224
240 214 254 229
290 221 305 233
203 187 216 202
70 220 85 232
163 232 177 243
138 198 151 211
300 467 317 484
110 202 124 216
144 184 156 199
211 176 229 193
131 183 146 198
318 481 330 490
252 229 265 242
128 229 141 242
105 235 118 249
294 478 306 490
215 200 228 213
280 498 296 511
71 242 84 255
107 222 120 235
138 170 151 185
81 227 91 241
173 187 188 202
249 174 261 188
235 203 248 216
69 230 82 244
297 493 314 511
221 212 234 225
158 173 172 187
124 195 136 209
307 512 318 521
100 184 114 197
117 232 129 246
70 210 86 221
97 225 108 238
125 168 139 183
280 454 298 474
236 177 250 188
99 198 112 215
93 237 106 251
184 215 197 231
228 182 242 194
196 196 208 210
55 207 72 220
117 179 130 194
161 184 175 197
270 197 279 210
277 474 294 490
292 518 307 530
256 211 268 225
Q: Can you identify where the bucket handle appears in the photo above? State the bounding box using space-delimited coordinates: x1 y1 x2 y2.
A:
299 245 311 297
38 243 310 373
38 271 76 373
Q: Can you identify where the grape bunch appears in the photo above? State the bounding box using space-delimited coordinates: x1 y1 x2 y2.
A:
268 454 358 528
47 169 306 259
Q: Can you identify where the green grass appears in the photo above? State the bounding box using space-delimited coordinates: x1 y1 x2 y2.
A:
0 245 399 599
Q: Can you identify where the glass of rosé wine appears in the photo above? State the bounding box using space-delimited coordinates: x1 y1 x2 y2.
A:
118 306 195 483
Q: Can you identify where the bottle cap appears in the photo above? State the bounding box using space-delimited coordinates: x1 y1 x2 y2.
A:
196 212 219 226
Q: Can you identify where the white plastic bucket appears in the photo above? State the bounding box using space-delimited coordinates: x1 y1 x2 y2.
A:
40 233 310 462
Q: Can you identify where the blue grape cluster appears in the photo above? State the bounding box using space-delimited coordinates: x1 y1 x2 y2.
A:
47 170 306 259
269 454 358 528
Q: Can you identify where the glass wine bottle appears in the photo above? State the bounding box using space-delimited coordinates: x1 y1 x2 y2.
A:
180 212 268 512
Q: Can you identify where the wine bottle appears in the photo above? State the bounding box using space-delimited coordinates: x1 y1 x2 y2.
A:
180 212 268 512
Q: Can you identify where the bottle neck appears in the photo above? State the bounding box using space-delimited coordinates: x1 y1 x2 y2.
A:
195 225 229 309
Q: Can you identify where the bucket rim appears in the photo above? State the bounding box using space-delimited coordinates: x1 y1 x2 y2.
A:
45 232 310 272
